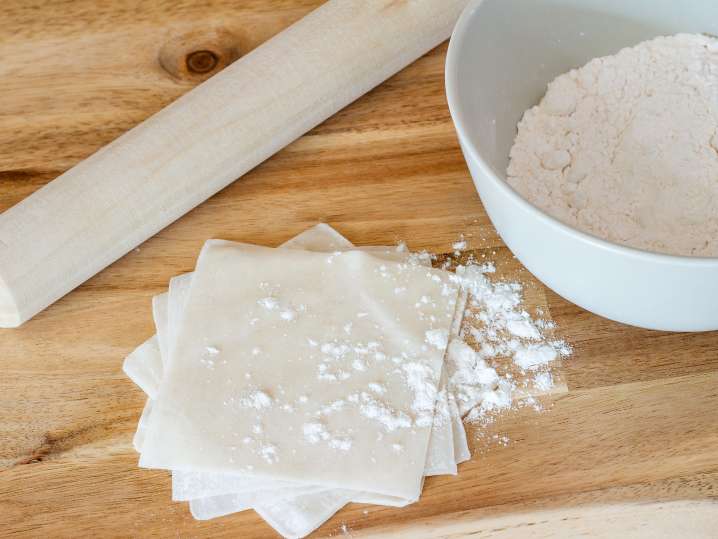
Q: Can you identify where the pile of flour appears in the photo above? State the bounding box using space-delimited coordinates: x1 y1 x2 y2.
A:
423 239 571 444
447 260 570 426
507 34 718 257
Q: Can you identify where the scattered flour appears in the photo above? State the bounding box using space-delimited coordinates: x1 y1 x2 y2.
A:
278 249 570 445
513 343 559 370
451 264 570 373
533 371 554 392
200 357 216 369
303 422 330 444
233 243 569 475
446 339 501 417
452 234 468 254
303 422 353 451
328 438 353 451
446 261 571 426
303 251 569 437
351 359 367 371
200 345 221 369
258 294 303 322
506 319 541 340
280 309 297 321
258 297 279 310
319 399 346 415
349 391 413 432
425 329 449 350
507 33 718 257
401 362 439 428
240 390 274 409
259 443 279 464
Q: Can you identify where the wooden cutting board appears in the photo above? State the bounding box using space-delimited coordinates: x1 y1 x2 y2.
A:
1 1 717 537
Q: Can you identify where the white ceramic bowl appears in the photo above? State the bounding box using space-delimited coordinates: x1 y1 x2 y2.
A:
446 0 718 332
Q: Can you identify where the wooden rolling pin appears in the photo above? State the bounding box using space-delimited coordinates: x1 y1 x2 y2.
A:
0 0 469 328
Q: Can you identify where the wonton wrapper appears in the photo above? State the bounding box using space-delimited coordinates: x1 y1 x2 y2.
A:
139 241 458 500
124 225 469 537
127 232 466 492
123 336 162 400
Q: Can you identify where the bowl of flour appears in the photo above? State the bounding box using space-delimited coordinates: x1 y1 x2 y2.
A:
446 0 718 331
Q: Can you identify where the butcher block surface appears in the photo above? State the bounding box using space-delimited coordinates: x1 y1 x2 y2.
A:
1 1 717 537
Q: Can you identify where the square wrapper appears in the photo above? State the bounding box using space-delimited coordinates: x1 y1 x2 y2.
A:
127 229 466 501
139 241 459 500
124 225 470 537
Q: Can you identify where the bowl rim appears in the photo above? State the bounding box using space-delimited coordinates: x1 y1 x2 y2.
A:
445 0 718 267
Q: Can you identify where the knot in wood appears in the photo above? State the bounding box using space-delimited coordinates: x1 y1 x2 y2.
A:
186 50 219 74
159 29 241 81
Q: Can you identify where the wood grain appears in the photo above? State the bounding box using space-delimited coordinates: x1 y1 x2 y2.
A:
1 1 717 537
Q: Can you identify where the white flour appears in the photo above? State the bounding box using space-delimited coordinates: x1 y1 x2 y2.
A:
507 34 718 257
447 262 570 424
303 422 353 451
401 362 439 428
425 329 449 350
239 390 274 409
127 226 573 538
232 243 570 455
349 391 412 431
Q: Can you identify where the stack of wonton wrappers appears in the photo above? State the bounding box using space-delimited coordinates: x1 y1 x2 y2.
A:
124 224 470 538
